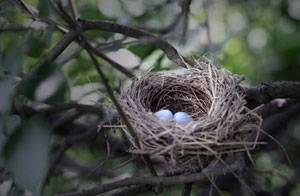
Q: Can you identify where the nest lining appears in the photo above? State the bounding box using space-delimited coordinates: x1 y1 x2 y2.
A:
119 59 262 167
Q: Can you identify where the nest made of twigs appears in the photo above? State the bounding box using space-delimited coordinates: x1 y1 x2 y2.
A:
119 59 262 168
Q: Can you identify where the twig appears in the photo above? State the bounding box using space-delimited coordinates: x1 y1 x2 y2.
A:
204 0 214 55
86 51 158 177
28 30 78 76
43 125 99 189
87 128 110 178
53 161 240 196
180 0 192 42
40 102 105 117
101 185 152 196
79 19 195 68
68 0 79 21
84 42 136 78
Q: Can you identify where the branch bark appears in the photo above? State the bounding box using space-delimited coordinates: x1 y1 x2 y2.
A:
79 19 195 68
53 161 239 196
241 81 300 106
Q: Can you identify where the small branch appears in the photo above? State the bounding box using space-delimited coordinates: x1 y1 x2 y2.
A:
43 124 99 189
79 19 195 68
28 30 78 75
179 0 192 42
84 42 136 78
68 0 79 21
241 81 300 106
86 51 158 177
204 0 214 55
53 161 239 196
102 185 152 196
41 102 105 117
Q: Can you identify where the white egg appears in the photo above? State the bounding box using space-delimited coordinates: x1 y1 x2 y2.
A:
174 112 193 125
154 109 173 121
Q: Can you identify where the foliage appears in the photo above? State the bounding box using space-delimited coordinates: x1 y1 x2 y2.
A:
0 0 300 196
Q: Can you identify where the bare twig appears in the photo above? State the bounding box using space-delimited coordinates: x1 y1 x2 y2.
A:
43 124 99 189
204 0 214 55
179 0 192 42
86 51 158 177
68 0 79 21
84 42 136 78
87 129 110 179
40 102 105 117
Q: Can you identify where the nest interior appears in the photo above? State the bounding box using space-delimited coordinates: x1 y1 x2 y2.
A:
119 60 262 168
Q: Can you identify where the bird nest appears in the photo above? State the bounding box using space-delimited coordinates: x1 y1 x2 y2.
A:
119 59 262 168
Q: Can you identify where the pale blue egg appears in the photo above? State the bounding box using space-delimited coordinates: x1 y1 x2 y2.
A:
174 112 193 125
154 109 173 121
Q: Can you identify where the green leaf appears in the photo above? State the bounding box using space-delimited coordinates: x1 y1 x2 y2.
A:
18 63 69 104
0 43 23 113
24 27 54 58
2 115 51 195
0 115 21 167
37 0 51 17
127 44 155 59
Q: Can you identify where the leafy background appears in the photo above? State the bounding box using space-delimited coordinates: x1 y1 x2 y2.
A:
0 0 300 195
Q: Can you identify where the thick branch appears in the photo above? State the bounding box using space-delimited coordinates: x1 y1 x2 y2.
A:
53 162 239 196
79 19 195 68
241 81 300 105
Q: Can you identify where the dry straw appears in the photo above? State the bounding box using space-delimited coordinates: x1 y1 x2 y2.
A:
119 58 262 168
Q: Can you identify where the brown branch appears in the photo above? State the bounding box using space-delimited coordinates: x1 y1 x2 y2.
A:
241 81 300 106
53 161 239 196
40 102 105 117
102 185 152 196
86 51 158 177
79 19 195 68
180 0 192 42
83 42 136 78
68 0 79 21
28 30 78 75
256 99 300 118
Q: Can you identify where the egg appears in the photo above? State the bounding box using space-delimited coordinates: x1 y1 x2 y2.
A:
154 109 173 121
174 112 193 125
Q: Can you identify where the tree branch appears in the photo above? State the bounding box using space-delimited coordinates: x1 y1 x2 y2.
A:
83 42 136 78
53 161 239 196
86 51 158 177
29 30 78 75
79 19 195 68
241 81 300 107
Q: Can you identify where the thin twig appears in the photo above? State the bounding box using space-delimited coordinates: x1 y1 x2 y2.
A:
84 42 136 78
86 51 158 177
68 0 79 21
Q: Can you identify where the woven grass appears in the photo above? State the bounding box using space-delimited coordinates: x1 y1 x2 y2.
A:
119 59 262 168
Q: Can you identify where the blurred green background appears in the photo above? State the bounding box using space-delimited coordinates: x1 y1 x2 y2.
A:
0 0 300 195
